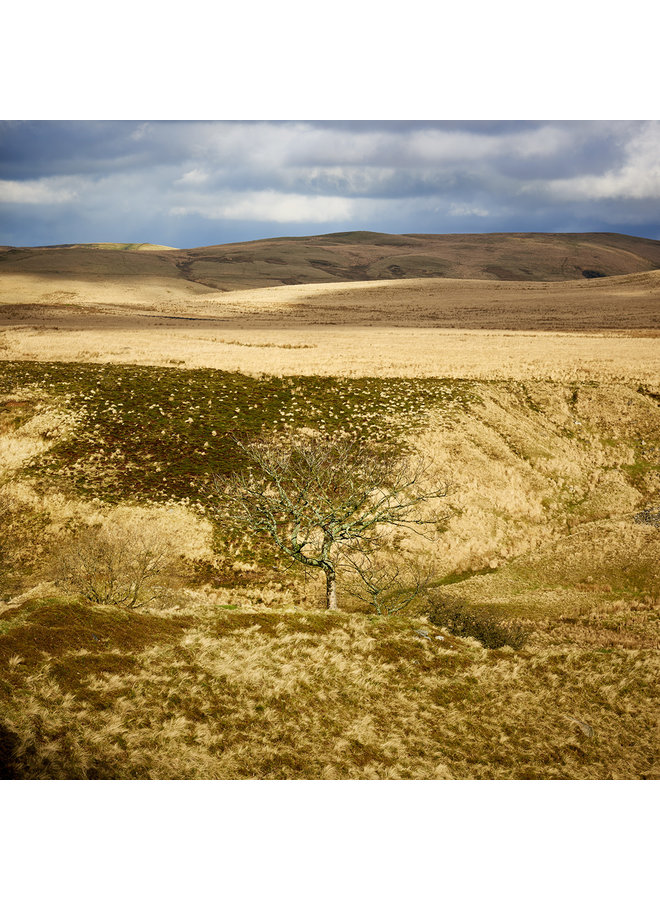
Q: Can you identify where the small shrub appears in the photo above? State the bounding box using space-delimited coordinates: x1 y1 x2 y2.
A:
633 506 660 529
342 550 437 616
427 596 528 650
53 522 178 608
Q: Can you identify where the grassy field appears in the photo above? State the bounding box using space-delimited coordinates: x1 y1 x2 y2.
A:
1 357 658 779
0 361 474 505
1 598 657 780
1 233 658 779
2 265 658 386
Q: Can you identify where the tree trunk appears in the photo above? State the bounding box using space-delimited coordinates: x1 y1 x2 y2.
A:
325 569 338 610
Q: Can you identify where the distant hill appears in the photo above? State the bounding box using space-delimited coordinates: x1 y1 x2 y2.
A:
52 242 179 252
2 231 660 291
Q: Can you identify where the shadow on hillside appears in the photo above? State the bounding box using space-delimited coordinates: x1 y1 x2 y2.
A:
0 722 21 779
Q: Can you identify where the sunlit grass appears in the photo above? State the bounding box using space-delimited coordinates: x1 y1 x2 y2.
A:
0 598 657 780
1 361 658 780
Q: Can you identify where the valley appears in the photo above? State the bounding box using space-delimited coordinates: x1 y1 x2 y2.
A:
0 232 658 779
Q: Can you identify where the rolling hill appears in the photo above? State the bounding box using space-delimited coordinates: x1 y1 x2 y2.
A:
2 231 660 292
1 230 659 782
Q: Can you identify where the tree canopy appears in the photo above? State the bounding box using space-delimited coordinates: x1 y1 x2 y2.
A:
214 435 450 609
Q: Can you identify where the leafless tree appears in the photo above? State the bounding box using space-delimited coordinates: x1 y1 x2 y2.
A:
341 549 438 616
214 435 450 610
53 523 175 608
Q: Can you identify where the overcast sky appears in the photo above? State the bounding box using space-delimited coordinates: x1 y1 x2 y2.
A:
1 120 659 247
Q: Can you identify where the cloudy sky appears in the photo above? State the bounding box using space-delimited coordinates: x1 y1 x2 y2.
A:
1 120 659 247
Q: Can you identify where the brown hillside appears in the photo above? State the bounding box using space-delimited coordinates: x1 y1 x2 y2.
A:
2 232 660 292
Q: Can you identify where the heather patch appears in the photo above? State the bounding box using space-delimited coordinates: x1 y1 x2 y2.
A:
0 361 474 507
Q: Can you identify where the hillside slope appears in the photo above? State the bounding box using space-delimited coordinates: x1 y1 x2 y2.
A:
1 368 658 779
2 231 660 292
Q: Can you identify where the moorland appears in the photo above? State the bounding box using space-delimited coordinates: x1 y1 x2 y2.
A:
0 231 658 779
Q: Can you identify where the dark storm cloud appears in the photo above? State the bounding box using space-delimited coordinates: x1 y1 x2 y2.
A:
0 121 153 177
1 120 659 246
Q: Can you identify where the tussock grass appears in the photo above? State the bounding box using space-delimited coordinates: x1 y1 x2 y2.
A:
0 360 657 779
0 599 657 779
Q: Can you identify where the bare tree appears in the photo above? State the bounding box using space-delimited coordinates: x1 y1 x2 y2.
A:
214 435 450 610
53 522 175 608
341 549 437 616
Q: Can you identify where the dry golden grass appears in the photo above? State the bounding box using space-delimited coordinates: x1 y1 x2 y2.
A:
2 326 658 385
182 270 660 331
2 270 658 384
2 376 655 606
0 372 658 779
410 381 660 571
0 393 81 477
1 253 658 779
0 391 215 608
3 265 659 327
1 600 657 780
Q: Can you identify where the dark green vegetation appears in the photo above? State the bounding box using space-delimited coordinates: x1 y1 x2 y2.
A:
0 361 474 507
3 231 660 291
0 597 193 674
427 596 529 650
